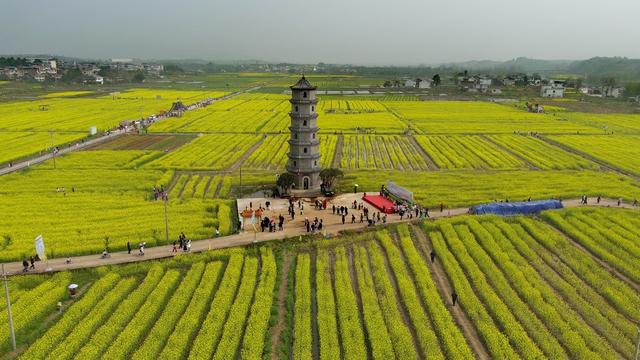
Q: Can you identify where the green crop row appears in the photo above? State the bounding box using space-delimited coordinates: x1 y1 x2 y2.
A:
368 234 437 359
41 277 136 359
340 135 429 170
213 256 259 360
484 219 635 358
70 266 165 359
0 272 71 352
131 263 206 359
414 135 522 170
455 221 579 358
542 211 640 283
515 217 640 324
240 248 277 360
314 251 341 360
188 254 244 359
102 270 181 359
488 135 595 170
439 222 545 359
292 253 312 360
427 228 519 359
396 225 474 359
20 273 120 358
333 248 367 359
352 246 395 359
158 262 224 359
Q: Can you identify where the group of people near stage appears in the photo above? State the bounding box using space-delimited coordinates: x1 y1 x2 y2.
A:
377 185 431 219
304 217 323 233
261 214 285 232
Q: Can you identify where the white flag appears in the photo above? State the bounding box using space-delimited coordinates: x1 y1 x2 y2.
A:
35 235 47 261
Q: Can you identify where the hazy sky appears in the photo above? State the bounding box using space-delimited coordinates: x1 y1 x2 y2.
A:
2 0 639 65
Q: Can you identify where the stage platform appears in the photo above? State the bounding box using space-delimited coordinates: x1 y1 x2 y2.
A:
362 195 395 214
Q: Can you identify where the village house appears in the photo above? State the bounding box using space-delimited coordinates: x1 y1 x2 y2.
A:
144 64 164 76
540 79 565 98
418 78 432 89
580 86 625 98
477 77 492 91
404 79 416 88
502 76 518 86
602 86 625 98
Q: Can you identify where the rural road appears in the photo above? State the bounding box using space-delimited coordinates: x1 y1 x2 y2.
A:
0 129 127 176
0 86 262 177
1 196 635 276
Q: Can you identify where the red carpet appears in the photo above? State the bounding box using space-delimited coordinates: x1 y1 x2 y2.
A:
363 195 395 214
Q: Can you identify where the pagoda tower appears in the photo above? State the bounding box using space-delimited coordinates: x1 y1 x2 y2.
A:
287 76 321 192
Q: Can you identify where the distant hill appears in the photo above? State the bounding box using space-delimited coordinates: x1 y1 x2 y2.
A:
445 57 574 73
445 56 640 81
568 57 640 80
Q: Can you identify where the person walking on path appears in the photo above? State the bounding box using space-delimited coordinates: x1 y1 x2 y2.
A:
186 240 191 252
430 251 435 263
342 214 346 225
451 291 458 306
127 241 131 255
215 228 220 238
440 202 444 212
29 256 35 269
172 241 177 254
22 259 29 272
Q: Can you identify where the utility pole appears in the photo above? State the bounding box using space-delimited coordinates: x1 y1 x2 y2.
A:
164 195 169 243
1 265 16 351
49 130 56 169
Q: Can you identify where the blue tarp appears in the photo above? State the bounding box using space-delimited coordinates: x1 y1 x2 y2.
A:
470 199 563 216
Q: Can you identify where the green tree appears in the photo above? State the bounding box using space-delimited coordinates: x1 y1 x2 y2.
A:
62 68 83 83
276 173 295 194
132 71 145 83
320 168 344 190
602 76 616 87
164 64 184 74
432 74 441 86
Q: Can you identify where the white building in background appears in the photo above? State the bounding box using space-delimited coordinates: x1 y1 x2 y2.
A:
502 76 517 86
477 78 492 91
541 80 565 98
603 86 624 98
580 86 624 98
418 79 432 89
404 79 416 88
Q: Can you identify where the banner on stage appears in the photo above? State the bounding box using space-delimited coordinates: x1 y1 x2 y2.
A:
386 181 413 202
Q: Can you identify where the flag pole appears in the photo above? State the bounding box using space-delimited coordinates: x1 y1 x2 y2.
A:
2 265 16 351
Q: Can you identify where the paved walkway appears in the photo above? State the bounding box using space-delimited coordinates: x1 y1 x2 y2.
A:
0 86 262 177
0 129 127 176
1 196 635 275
